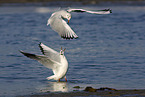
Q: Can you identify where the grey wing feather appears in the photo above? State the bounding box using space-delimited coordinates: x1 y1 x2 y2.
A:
48 14 78 39
20 50 59 69
39 43 61 63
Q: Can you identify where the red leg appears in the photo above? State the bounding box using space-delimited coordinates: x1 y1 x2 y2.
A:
58 79 60 82
65 76 67 82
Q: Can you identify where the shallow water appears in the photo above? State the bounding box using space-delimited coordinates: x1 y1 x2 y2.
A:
0 5 145 97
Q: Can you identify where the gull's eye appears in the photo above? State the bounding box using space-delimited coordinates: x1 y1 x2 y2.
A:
60 51 63 55
67 14 70 18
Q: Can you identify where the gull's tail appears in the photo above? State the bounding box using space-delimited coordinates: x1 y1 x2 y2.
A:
46 75 56 80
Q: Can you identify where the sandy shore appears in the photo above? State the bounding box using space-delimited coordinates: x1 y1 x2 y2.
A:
20 88 145 97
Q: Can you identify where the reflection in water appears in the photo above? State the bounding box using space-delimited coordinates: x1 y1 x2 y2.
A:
39 82 68 92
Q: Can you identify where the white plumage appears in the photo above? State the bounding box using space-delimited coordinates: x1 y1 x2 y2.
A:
20 43 68 81
47 8 112 39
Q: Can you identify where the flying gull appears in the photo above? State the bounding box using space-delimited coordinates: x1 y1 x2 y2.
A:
47 8 112 39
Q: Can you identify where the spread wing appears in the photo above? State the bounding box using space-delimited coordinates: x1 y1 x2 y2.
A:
20 50 60 69
39 43 61 63
67 8 112 14
47 13 78 39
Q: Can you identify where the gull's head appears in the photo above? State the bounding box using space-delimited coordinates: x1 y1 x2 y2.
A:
65 13 71 23
60 47 66 55
61 10 71 23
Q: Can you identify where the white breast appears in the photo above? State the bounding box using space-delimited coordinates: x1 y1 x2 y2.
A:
59 55 68 79
53 55 68 80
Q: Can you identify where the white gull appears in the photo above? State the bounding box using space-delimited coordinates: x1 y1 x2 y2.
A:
47 8 112 39
20 43 68 82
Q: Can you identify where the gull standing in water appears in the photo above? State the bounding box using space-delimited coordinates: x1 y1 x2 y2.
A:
20 43 68 82
47 8 112 39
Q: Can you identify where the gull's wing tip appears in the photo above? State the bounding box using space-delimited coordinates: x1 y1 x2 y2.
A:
106 8 112 13
39 42 45 55
61 36 79 40
19 50 28 56
19 50 28 55
19 50 22 52
39 42 43 46
19 50 39 60
109 9 112 13
19 50 25 54
107 8 112 13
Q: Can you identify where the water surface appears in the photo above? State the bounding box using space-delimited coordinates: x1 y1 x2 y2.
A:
0 5 145 97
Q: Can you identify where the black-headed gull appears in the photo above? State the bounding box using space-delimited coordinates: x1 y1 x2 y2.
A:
47 8 112 39
20 43 68 82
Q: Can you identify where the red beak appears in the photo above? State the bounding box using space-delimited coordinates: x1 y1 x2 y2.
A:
68 20 69 24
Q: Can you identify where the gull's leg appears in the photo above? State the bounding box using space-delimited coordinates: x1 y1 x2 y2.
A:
65 76 67 82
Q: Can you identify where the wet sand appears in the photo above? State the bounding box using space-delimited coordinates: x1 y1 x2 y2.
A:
20 89 145 97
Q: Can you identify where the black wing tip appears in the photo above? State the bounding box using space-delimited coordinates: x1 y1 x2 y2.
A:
19 50 29 56
19 50 27 55
39 42 42 49
73 10 85 13
99 8 112 13
39 42 43 48
19 50 23 53
39 42 42 45
105 8 112 13
61 36 79 40
67 9 85 13
19 50 38 59
39 42 45 55
108 9 112 13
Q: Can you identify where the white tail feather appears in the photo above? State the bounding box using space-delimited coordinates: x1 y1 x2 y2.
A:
46 75 56 80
